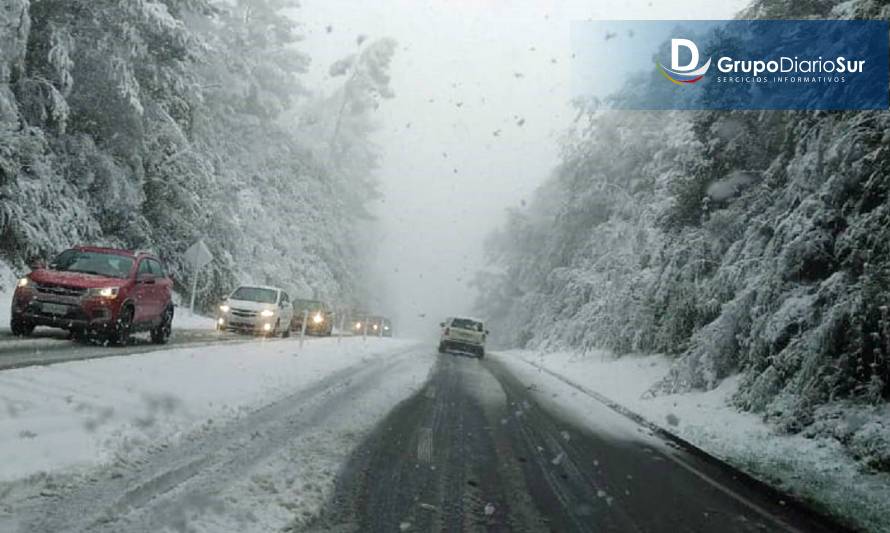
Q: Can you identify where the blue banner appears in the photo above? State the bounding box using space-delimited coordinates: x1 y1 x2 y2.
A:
571 20 889 110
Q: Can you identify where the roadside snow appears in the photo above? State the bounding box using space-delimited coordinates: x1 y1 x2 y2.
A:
495 350 890 533
0 337 420 483
172 307 217 330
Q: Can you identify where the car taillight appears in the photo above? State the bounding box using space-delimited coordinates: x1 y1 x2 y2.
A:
444 327 450 335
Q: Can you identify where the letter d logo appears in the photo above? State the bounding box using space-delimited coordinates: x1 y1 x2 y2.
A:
671 39 699 72
659 38 711 85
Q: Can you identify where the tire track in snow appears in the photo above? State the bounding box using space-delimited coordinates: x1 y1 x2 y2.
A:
10 344 426 533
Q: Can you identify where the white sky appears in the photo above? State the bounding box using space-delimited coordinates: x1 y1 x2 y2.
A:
298 0 748 337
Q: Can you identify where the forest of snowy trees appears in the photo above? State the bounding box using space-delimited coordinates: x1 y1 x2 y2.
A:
0 0 395 308
478 0 890 469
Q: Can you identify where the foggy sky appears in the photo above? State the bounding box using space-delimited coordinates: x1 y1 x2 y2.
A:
299 0 747 338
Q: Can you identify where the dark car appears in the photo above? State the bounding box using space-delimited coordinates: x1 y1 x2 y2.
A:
353 315 392 337
291 299 334 336
10 247 174 345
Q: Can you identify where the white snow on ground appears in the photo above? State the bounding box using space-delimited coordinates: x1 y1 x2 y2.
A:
172 307 218 330
495 350 890 533
0 337 421 483
181 345 432 533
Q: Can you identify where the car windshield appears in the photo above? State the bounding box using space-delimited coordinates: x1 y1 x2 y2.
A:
230 287 278 304
49 250 134 279
451 318 483 332
294 299 323 311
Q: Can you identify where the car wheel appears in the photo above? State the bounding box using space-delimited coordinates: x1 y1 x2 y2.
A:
282 322 291 338
110 306 134 346
151 306 173 345
438 342 446 354
478 347 485 359
10 319 35 337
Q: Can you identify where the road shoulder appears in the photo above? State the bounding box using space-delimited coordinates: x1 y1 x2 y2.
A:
494 350 890 533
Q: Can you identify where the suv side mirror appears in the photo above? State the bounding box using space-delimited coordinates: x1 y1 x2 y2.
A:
29 259 46 270
439 322 446 328
485 330 490 335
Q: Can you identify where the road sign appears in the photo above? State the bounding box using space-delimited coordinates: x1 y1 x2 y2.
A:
184 240 213 269
185 240 213 313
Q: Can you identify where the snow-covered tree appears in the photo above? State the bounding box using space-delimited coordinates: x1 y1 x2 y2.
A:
478 0 890 472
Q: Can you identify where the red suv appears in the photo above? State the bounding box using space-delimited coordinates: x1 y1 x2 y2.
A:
10 247 174 345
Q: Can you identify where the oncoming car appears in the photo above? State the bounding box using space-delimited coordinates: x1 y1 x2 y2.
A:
10 247 174 345
291 299 333 336
352 315 392 337
217 285 294 337
438 317 488 358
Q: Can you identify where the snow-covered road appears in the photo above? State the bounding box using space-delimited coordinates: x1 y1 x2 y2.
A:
0 340 853 533
0 337 434 532
0 300 233 371
310 353 842 533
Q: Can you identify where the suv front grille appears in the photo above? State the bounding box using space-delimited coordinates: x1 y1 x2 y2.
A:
231 308 257 318
34 283 87 299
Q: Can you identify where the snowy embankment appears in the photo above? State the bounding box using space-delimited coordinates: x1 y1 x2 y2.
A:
171 307 218 330
0 337 425 484
495 350 890 533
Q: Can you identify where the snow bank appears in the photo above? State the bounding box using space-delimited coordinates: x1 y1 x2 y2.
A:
0 337 418 483
496 350 890 533
172 307 217 330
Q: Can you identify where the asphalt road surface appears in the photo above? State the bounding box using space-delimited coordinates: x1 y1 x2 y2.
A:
0 326 282 371
308 352 845 533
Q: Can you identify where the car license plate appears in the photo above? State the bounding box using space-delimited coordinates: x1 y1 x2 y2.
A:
42 303 68 316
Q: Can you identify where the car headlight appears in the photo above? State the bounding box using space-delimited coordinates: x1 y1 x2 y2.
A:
354 322 362 330
313 313 324 324
89 287 120 299
260 309 275 317
372 324 378 330
219 304 230 313
17 277 29 288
